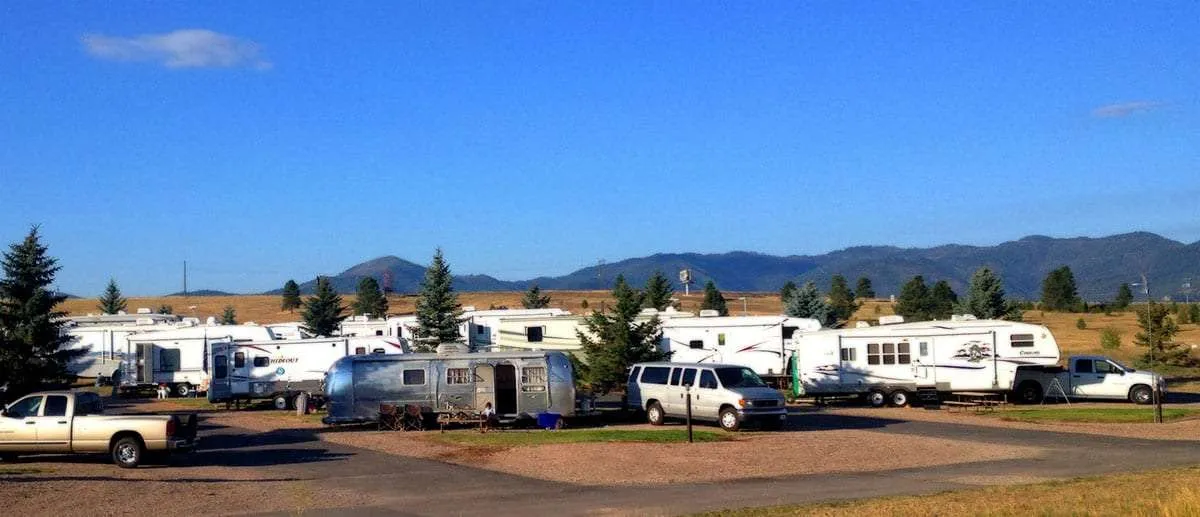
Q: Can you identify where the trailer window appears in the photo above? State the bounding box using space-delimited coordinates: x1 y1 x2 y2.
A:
447 368 470 385
214 355 228 379
782 326 799 340
670 368 683 385
882 343 897 365
355 347 366 355
688 340 704 349
699 370 718 389
840 348 857 362
525 326 544 342
160 349 182 372
867 343 881 365
43 395 69 417
376 330 384 336
522 367 547 391
919 342 929 357
233 352 245 368
403 369 426 385
1011 334 1035 348
897 342 911 364
718 333 726 346
477 325 486 335
253 357 270 368
641 366 670 384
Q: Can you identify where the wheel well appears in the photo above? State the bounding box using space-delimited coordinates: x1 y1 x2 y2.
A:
109 431 144 452
719 403 737 413
1129 384 1152 397
1018 380 1042 392
645 399 660 410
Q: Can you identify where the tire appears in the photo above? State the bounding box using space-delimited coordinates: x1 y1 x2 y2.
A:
889 390 910 408
111 436 143 469
1015 381 1043 404
1130 385 1154 405
718 407 741 432
0 453 18 463
273 395 290 411
646 401 665 426
867 390 887 408
175 383 193 398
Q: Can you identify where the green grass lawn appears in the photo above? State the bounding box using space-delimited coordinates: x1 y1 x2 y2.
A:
429 428 731 447
994 407 1200 424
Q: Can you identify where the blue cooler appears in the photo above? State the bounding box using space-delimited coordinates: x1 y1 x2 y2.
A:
537 412 562 430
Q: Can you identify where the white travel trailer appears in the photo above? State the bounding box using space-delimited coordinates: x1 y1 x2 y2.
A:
490 308 693 352
62 319 182 381
265 322 308 340
463 308 572 351
207 336 408 409
121 325 278 397
791 319 1061 407
660 316 823 380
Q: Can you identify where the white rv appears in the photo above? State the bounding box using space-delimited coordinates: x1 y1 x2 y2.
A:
62 319 181 381
463 308 572 351
121 325 278 397
791 319 1061 407
659 315 822 380
207 336 408 409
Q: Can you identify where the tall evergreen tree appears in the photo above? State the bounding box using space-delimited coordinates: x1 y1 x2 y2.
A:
301 277 347 338
1114 283 1134 310
576 275 667 392
0 228 84 400
699 280 728 316
1040 265 1081 312
642 271 674 310
780 281 798 304
854 276 875 299
827 274 860 325
353 277 389 318
957 267 1022 320
895 276 931 321
280 279 302 313
220 305 237 325
521 283 552 309
928 280 959 320
415 248 462 351
97 278 127 315
1134 303 1192 367
784 281 831 326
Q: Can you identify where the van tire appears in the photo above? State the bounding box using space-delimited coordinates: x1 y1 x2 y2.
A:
888 390 910 407
646 402 665 426
718 407 741 432
1015 381 1043 404
111 436 143 469
175 383 193 398
1130 385 1154 405
867 390 887 408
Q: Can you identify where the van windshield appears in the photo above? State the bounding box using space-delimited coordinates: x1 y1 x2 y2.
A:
714 367 767 388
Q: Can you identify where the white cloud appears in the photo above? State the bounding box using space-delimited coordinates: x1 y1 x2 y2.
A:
81 29 270 70
1091 101 1164 119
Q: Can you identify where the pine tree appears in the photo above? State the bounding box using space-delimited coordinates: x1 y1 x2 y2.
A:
854 277 875 299
353 277 389 318
1041 265 1081 312
1191 304 1200 325
784 281 830 326
97 278 127 315
521 283 552 309
928 280 959 320
957 267 1022 320
0 227 84 399
301 277 347 338
576 275 667 392
780 281 798 304
895 276 931 321
642 271 674 311
157 304 173 315
1134 303 1193 367
220 305 237 325
415 248 462 351
1114 283 1134 310
280 279 302 313
699 280 728 316
827 275 860 325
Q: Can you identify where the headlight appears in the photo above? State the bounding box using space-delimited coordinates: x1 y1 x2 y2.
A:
737 399 747 408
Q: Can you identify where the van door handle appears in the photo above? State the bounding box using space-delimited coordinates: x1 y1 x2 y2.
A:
58 421 68 424
25 421 35 425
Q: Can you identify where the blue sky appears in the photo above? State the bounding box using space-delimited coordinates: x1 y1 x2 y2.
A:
1 3 1197 295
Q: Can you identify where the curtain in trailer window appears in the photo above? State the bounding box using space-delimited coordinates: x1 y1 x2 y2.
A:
522 367 547 391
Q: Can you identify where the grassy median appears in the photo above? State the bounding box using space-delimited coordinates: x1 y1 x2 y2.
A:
993 407 1200 424
428 428 731 446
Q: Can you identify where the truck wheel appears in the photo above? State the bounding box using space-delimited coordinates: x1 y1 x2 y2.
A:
646 401 665 426
1016 381 1043 404
175 383 193 398
889 390 910 407
1130 385 1153 405
111 437 143 469
866 390 887 408
719 407 741 432
273 395 291 411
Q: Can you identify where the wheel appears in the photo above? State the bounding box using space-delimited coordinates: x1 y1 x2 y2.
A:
718 407 741 432
1015 381 1043 404
1130 385 1154 405
273 395 290 410
111 437 143 469
0 453 18 463
889 390 910 408
866 390 887 408
175 383 193 398
646 401 665 426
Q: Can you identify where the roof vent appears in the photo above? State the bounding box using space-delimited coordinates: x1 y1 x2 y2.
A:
136 308 152 314
436 343 469 354
699 310 720 318
878 315 904 325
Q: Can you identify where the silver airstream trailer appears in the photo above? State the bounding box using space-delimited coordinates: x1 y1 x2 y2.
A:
322 350 588 425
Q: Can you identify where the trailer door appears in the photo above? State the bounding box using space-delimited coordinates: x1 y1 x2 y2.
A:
914 339 936 385
208 351 232 403
474 364 495 412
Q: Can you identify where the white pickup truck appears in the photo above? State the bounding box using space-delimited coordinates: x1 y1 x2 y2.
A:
1012 355 1165 404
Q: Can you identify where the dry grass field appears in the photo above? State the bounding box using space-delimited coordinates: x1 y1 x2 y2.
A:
60 293 1199 369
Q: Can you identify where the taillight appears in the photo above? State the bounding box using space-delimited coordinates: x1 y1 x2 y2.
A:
166 418 176 437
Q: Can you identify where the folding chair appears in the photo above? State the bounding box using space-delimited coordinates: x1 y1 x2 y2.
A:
401 404 424 432
378 403 401 431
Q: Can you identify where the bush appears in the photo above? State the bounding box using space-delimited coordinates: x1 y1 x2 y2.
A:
1076 318 1087 330
1100 327 1122 350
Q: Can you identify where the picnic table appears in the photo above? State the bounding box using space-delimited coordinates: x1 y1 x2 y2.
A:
435 402 494 433
945 392 1009 413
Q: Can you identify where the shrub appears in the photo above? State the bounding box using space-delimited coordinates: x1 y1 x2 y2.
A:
1076 318 1087 330
1100 327 1122 350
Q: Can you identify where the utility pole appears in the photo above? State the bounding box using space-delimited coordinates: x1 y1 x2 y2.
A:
183 260 188 297
1135 274 1163 424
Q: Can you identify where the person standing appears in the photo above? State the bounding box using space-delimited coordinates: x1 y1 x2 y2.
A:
109 368 122 398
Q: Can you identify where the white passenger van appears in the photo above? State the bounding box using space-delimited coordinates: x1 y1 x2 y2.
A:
626 362 787 431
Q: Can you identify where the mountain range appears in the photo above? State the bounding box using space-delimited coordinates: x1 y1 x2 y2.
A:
268 232 1200 301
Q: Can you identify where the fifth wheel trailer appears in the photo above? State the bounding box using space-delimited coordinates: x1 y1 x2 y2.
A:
659 315 822 382
121 325 278 397
791 319 1061 407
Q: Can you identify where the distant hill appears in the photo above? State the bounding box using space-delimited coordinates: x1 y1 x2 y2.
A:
167 289 235 297
265 232 1200 301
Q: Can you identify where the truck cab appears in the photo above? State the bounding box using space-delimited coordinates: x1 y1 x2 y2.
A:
1013 355 1164 404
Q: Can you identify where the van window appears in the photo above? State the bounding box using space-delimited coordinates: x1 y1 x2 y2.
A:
253 357 270 368
715 367 768 388
1011 334 1035 348
403 369 426 385
522 367 547 392
233 352 246 368
840 348 857 362
699 370 718 389
669 368 683 385
688 340 704 350
1075 359 1094 373
160 349 182 372
214 355 228 379
627 366 642 384
526 326 544 342
44 395 68 417
681 368 697 387
641 366 670 384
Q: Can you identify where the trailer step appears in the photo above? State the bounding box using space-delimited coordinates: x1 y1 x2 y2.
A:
916 388 941 409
